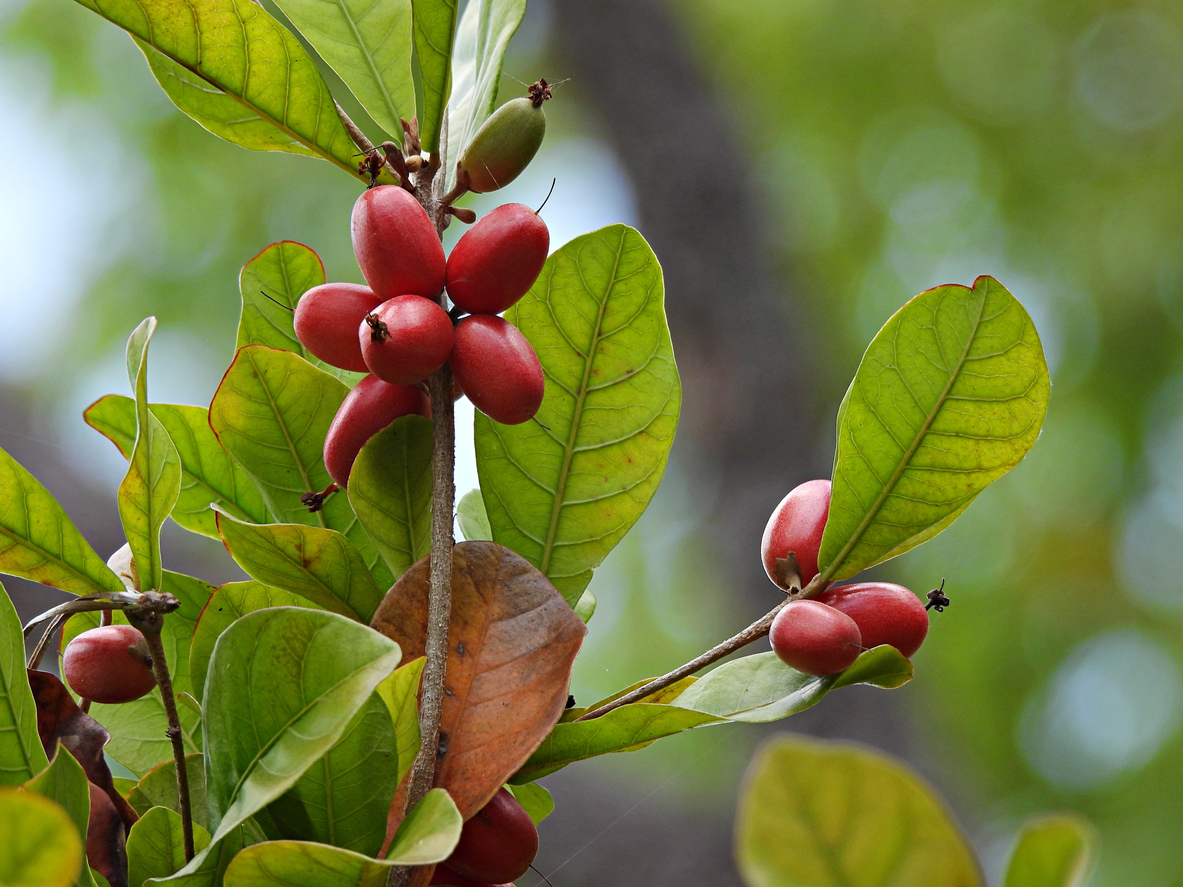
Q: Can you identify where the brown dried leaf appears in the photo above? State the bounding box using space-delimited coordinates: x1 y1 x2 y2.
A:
88 781 129 887
370 542 585 819
28 670 140 830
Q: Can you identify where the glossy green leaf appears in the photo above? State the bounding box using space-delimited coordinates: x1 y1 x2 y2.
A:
128 755 209 832
136 42 319 160
209 346 389 586
818 276 1049 580
269 0 413 139
236 243 361 385
375 656 423 785
189 582 321 704
505 781 553 825
0 585 48 785
1004 815 1097 887
736 736 983 887
214 511 383 623
143 827 244 887
119 318 182 593
476 225 681 605
71 0 365 179
347 417 432 579
24 746 92 885
128 807 213 887
411 0 458 154
673 646 912 723
85 396 269 538
201 609 401 847
456 489 491 541
385 787 462 863
265 693 397 855
0 446 124 596
443 0 525 191
0 788 84 887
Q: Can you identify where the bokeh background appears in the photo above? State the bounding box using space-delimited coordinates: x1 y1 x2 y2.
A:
2 0 1181 883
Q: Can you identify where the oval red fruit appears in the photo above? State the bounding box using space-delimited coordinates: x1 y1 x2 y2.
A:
429 864 512 887
761 479 832 590
445 789 538 884
293 283 381 373
817 582 929 659
360 295 455 384
445 204 549 315
351 186 446 301
323 375 431 487
768 600 861 676
450 315 544 425
63 625 157 704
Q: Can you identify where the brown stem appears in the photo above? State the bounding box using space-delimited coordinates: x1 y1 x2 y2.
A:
336 99 375 154
576 574 829 721
27 613 67 670
126 610 194 861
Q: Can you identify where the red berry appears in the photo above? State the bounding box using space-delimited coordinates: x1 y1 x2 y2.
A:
450 315 544 425
63 625 156 704
445 789 538 884
360 295 455 384
293 283 382 372
323 375 431 487
817 582 929 659
768 600 861 676
445 204 549 315
429 864 511 887
761 479 832 590
351 186 446 301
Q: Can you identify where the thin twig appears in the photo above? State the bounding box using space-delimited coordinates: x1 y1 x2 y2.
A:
336 100 375 154
576 574 829 721
27 614 67 670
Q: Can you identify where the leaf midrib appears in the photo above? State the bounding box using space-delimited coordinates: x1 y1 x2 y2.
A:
822 292 987 580
539 232 626 575
328 0 401 129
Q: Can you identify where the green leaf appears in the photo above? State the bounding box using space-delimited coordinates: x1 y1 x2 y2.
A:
189 582 321 704
1004 815 1097 887
209 346 390 587
0 446 124 596
476 225 681 605
443 0 526 191
127 807 213 887
25 747 93 887
236 243 361 385
85 396 270 538
269 0 414 140
505 782 553 826
135 42 320 160
119 318 182 593
62 571 212 776
201 609 401 846
71 0 365 179
223 786 462 887
0 788 84 887
128 755 209 832
673 647 913 723
411 0 458 154
375 656 423 785
818 276 1050 580
347 417 433 580
0 585 49 785
214 511 384 623
736 736 983 887
265 693 398 856
456 489 492 541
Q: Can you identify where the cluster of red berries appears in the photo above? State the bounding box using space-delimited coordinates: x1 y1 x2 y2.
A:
294 185 550 489
760 479 936 676
430 789 538 886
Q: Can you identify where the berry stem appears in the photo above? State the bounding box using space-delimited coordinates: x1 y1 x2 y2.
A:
576 573 830 721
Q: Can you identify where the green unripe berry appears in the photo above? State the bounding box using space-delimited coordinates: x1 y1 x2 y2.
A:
457 80 551 194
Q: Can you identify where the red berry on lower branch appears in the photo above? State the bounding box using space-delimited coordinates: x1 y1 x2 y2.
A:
429 864 512 887
360 295 454 385
293 283 381 372
450 315 544 425
760 479 831 590
817 582 929 659
444 788 538 884
323 375 431 487
352 186 446 301
445 203 549 315
768 600 862 676
62 625 157 704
